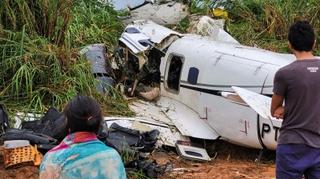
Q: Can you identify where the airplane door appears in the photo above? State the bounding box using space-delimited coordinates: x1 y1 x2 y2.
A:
161 53 201 115
163 54 184 94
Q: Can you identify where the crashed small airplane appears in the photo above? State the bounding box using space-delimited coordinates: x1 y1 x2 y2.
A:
104 19 318 155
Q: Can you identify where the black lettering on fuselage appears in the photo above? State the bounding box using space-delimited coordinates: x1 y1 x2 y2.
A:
261 123 271 138
273 126 280 141
261 123 280 142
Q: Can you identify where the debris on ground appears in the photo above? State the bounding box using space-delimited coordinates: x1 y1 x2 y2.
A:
123 2 189 25
105 116 190 147
80 44 115 94
1 107 166 177
106 122 159 153
108 0 189 25
176 143 211 162
107 0 147 11
112 20 180 100
2 140 43 169
0 142 276 179
187 15 239 44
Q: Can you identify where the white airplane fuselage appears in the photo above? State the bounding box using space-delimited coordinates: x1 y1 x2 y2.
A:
159 35 295 150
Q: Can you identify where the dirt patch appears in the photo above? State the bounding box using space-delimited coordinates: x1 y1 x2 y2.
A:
153 142 276 179
0 142 275 179
0 166 38 179
158 157 275 179
0 160 38 179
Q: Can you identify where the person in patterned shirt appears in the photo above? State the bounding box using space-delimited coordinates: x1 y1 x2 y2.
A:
39 95 126 179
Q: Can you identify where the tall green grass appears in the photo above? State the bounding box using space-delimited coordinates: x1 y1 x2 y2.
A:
186 0 320 55
226 0 320 55
0 0 133 117
69 0 123 48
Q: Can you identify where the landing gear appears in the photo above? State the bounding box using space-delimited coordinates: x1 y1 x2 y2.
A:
255 148 267 162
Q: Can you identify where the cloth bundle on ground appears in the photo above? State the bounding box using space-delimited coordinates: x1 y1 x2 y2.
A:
0 105 9 134
106 122 160 153
0 107 66 152
0 107 164 177
126 160 167 178
1 107 160 156
105 123 164 178
1 129 57 146
18 107 109 151
21 107 68 142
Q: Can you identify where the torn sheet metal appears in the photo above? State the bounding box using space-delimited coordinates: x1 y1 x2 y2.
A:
104 117 189 147
188 16 239 44
119 28 151 54
79 44 114 93
106 0 146 11
79 44 108 74
221 92 248 107
124 2 189 25
176 144 211 162
232 86 282 127
120 20 181 53
132 20 181 44
130 97 220 140
156 97 220 139
130 100 174 125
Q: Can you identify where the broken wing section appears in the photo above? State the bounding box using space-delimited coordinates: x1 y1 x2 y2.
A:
232 86 275 121
232 86 282 149
231 86 282 126
131 97 220 140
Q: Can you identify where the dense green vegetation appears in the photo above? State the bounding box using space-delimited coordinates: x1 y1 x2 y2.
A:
189 0 320 55
0 0 132 116
227 0 320 55
1 0 319 118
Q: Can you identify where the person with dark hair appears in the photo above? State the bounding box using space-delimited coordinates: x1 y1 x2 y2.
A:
271 20 319 179
39 96 126 179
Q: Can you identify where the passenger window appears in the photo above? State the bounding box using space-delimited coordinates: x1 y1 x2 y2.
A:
167 55 183 91
187 67 199 85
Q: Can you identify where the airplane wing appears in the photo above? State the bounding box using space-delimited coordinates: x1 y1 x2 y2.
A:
130 97 220 140
231 86 282 127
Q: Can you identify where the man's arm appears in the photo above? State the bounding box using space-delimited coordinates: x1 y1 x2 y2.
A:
271 94 284 119
271 69 287 119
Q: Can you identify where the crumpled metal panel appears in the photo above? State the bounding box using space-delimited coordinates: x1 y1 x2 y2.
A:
120 20 181 53
108 0 146 11
132 20 181 44
119 29 151 54
81 44 108 74
124 2 189 25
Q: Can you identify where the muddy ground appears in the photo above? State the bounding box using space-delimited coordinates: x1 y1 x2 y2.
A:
0 142 275 179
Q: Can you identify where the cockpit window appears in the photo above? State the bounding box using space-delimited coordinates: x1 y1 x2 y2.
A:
167 55 183 92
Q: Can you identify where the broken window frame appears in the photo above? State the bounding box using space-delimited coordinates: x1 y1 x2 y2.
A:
164 53 185 94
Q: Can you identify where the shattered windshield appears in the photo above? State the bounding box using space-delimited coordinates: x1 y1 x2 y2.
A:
109 0 145 10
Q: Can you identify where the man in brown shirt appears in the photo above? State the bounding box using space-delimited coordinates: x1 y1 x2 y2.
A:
271 21 319 179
